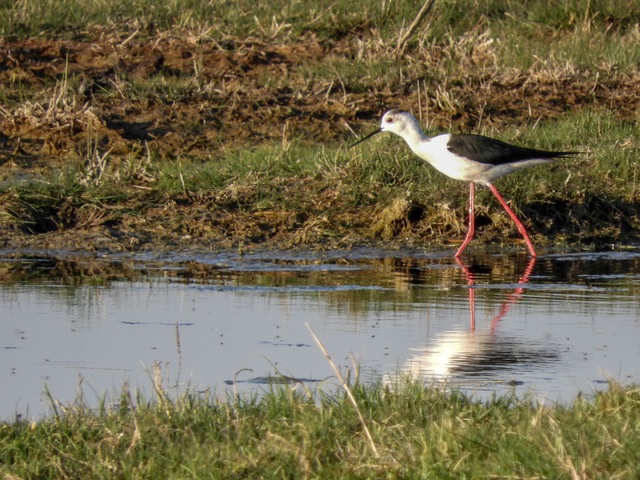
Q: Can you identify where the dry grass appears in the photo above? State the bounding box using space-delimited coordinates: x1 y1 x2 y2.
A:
0 0 639 251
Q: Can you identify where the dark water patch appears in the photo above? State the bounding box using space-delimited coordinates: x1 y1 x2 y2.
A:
121 321 196 327
258 341 311 348
193 284 389 293
224 375 323 385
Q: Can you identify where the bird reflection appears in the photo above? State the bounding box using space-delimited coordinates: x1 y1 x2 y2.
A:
458 256 535 332
399 256 558 384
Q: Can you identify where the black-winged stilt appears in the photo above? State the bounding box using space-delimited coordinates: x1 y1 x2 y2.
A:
351 109 575 257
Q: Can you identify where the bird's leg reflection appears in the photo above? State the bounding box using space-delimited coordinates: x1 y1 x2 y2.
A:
489 256 536 332
456 256 536 332
456 255 477 330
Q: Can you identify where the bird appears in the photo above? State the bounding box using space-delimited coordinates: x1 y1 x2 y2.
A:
350 109 575 257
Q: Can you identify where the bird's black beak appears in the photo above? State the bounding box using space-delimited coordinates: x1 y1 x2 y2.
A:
349 128 382 148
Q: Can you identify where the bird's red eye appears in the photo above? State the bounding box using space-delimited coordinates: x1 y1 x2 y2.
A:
386 117 394 123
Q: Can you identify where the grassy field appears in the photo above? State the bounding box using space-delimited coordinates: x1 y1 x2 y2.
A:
2 378 640 478
0 0 639 252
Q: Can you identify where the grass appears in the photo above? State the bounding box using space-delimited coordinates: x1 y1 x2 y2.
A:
2 377 640 478
0 0 639 249
1 108 635 246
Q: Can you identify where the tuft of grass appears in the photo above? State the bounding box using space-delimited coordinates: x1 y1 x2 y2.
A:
2 379 640 478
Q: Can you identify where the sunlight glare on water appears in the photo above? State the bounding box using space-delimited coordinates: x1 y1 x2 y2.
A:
1 249 640 419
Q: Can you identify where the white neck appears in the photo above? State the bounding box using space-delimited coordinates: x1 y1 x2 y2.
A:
395 116 430 152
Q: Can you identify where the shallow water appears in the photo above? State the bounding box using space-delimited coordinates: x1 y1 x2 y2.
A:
2 248 640 420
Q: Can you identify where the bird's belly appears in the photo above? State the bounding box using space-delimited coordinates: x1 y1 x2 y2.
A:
428 156 492 183
419 150 551 184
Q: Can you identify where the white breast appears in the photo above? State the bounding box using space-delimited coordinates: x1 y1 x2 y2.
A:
412 134 494 183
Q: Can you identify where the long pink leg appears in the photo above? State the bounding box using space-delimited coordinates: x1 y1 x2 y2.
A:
455 183 476 257
487 183 536 257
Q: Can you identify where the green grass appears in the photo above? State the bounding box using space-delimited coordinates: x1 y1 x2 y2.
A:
4 0 640 75
1 0 639 247
2 379 640 478
2 107 636 244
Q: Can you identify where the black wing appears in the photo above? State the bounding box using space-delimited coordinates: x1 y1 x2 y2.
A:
447 134 575 165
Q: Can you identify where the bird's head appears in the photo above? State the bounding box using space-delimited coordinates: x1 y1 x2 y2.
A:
380 109 419 137
350 109 421 148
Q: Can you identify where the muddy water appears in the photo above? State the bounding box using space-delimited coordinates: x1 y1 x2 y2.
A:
2 249 640 420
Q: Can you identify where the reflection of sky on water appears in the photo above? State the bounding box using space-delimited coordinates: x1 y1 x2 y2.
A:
401 331 559 380
2 249 640 419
